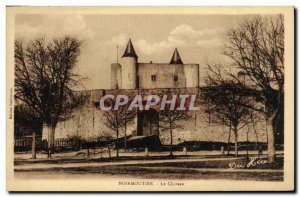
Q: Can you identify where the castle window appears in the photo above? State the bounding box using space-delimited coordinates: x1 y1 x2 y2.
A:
151 75 156 82
174 75 178 81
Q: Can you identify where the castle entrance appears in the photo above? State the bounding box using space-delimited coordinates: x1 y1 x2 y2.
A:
137 109 159 136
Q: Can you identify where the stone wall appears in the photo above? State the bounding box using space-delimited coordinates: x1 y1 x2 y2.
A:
138 63 186 89
42 88 269 145
183 64 199 87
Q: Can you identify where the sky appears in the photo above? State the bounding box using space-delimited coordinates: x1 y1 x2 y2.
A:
15 14 249 89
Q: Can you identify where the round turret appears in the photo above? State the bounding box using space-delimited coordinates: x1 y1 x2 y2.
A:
121 39 138 89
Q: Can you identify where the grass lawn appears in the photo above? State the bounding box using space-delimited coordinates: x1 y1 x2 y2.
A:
134 157 284 170
14 157 284 181
14 165 283 181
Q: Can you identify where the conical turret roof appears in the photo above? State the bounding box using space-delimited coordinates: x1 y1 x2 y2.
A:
170 48 183 64
122 39 138 58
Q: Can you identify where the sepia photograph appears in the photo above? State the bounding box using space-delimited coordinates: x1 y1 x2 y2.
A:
6 7 294 191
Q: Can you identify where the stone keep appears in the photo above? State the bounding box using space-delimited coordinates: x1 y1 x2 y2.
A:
111 39 199 89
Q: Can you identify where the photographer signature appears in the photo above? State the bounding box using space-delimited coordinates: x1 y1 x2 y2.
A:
228 157 268 169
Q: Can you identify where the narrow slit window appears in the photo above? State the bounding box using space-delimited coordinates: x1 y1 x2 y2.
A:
174 75 178 81
151 75 156 81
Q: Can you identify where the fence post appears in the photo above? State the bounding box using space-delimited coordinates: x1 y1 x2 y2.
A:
86 148 90 158
183 147 187 156
145 148 149 157
221 146 224 156
108 146 111 158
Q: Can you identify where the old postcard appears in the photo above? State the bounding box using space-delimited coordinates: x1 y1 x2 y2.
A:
6 7 294 191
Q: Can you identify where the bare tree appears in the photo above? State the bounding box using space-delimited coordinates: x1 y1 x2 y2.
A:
14 36 85 158
15 40 48 159
201 65 255 157
102 98 136 157
223 15 284 162
158 91 192 156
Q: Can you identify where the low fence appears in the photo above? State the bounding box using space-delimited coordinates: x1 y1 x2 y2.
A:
14 136 43 152
14 135 284 153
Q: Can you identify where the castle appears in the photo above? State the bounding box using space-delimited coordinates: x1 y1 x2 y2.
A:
111 39 199 90
42 39 268 145
110 39 199 138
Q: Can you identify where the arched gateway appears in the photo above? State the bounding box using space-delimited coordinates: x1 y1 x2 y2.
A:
136 109 159 136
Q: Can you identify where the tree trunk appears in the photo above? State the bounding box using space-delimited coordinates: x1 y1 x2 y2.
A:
233 128 238 157
267 92 284 163
227 121 231 155
32 131 36 159
246 127 249 159
169 123 173 156
124 121 127 150
86 148 90 158
46 123 51 158
267 108 280 163
116 129 119 157
47 123 56 158
32 121 43 159
267 123 276 163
